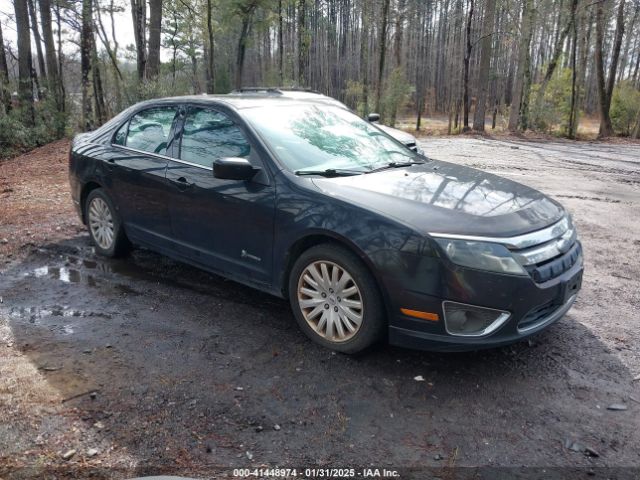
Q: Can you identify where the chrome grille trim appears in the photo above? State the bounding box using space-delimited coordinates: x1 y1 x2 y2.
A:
511 226 577 266
429 216 571 250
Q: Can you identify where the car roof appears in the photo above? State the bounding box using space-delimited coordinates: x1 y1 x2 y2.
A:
137 90 349 111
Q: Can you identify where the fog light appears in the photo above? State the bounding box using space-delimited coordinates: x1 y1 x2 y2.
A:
442 301 510 337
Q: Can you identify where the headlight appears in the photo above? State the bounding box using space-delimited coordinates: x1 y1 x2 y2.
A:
433 238 527 276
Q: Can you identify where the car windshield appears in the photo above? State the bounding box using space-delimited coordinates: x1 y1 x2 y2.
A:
241 104 418 174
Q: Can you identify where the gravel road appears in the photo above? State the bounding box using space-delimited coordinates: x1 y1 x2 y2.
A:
0 137 639 478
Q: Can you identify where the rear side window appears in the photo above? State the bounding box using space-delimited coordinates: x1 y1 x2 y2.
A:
180 108 251 167
125 107 178 155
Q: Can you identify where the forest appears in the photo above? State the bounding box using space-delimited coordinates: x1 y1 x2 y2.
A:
0 0 639 157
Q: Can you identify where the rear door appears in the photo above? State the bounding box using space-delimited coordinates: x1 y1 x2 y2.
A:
165 105 275 286
109 105 180 247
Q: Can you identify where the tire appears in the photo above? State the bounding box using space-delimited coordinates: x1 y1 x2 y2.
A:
288 243 386 354
85 188 130 258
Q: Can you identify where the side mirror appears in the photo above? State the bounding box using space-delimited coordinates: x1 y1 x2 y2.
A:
213 157 259 180
367 113 380 123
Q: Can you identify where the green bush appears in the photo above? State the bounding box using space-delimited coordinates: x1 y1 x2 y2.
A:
0 114 32 157
343 80 365 115
381 68 412 127
0 98 69 158
530 67 573 133
610 81 640 136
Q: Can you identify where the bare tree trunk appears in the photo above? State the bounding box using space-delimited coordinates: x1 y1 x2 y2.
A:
393 0 406 68
567 3 578 138
38 0 62 112
508 0 534 132
95 1 124 110
92 41 106 123
633 109 640 138
297 0 307 85
146 0 162 80
191 53 199 94
595 0 625 138
278 0 284 83
27 0 47 90
170 13 178 88
235 14 252 89
472 0 496 131
0 22 12 114
205 0 215 93
81 0 94 130
130 0 146 81
633 34 640 86
462 0 474 131
575 6 592 127
375 0 391 115
360 0 369 115
617 5 638 80
415 0 429 130
55 2 65 111
492 101 498 129
605 0 625 112
536 0 578 102
14 0 35 126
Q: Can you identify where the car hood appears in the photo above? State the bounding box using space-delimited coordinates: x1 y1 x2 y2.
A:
311 160 565 238
376 124 417 145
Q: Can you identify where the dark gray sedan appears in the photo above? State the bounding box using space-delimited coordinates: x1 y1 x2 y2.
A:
69 94 583 353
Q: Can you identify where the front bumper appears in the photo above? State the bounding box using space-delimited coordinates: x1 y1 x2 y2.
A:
390 291 577 352
385 242 583 352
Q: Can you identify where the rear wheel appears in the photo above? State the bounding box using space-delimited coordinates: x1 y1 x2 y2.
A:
85 189 130 257
288 244 385 354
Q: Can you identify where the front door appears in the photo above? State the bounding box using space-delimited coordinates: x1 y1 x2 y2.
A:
165 105 275 286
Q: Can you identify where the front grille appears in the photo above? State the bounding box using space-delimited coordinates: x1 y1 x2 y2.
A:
526 242 582 283
518 300 558 331
508 216 581 283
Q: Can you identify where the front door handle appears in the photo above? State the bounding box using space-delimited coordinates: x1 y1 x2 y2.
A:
173 176 194 190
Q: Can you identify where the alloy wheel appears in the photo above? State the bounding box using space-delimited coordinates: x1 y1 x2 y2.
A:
88 197 115 250
297 260 364 343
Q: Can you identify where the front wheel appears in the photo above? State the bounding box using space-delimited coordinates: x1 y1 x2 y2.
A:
288 244 385 354
85 188 130 257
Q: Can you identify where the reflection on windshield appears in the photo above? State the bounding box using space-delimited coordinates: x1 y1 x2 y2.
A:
242 104 416 173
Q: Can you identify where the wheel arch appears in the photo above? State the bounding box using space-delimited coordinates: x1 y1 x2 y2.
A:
79 181 103 224
279 232 391 316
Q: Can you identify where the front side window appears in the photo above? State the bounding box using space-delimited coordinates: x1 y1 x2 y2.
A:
126 107 178 155
113 122 127 145
180 108 251 167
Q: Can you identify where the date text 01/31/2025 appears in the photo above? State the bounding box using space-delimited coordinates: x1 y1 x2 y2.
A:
232 468 400 478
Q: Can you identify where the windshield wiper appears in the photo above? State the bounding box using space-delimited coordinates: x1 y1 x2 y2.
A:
366 161 424 174
295 168 363 177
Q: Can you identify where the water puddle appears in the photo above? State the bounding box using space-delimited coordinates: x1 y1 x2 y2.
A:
8 305 112 323
29 266 96 286
25 249 242 300
26 255 144 295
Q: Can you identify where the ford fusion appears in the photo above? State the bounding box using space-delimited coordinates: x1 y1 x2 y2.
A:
68 94 583 353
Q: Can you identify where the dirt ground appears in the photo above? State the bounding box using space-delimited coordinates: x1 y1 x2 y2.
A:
0 137 639 479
